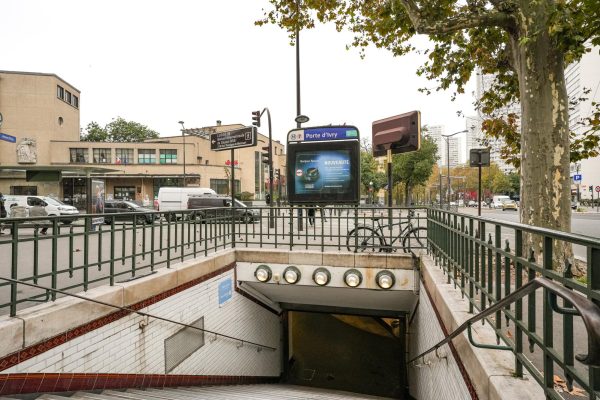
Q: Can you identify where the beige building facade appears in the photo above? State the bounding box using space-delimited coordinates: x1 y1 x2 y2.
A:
0 71 286 209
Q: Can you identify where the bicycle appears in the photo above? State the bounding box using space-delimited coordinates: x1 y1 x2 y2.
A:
345 210 427 253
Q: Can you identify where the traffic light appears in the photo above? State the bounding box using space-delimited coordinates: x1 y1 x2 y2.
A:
591 185 594 192
261 146 270 165
252 110 261 127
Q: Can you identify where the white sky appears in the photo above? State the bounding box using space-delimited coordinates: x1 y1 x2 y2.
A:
2 0 476 159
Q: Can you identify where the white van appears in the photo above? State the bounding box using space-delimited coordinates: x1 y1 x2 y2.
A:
491 195 510 209
157 187 217 212
3 195 79 223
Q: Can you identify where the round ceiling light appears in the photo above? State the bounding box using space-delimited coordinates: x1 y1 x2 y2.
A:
344 269 363 287
312 268 331 286
283 266 301 284
254 265 272 282
376 270 395 290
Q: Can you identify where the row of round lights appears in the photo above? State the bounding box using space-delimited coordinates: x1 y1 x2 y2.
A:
253 265 395 290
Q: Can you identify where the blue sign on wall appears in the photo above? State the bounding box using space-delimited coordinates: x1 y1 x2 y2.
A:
218 278 232 305
0 133 16 143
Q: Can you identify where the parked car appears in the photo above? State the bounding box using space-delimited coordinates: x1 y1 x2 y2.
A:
103 200 157 224
157 187 217 213
491 195 511 209
467 200 477 208
187 195 258 223
501 199 518 211
3 195 79 224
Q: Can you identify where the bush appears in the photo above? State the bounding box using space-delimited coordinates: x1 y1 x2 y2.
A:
235 191 254 201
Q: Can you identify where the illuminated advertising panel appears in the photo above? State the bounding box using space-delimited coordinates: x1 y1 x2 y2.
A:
287 126 360 204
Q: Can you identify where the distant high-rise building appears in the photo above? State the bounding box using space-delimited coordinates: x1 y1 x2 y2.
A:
565 46 600 200
426 125 445 166
465 116 483 155
447 136 461 167
475 70 517 174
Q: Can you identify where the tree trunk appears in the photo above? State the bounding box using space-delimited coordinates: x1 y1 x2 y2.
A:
404 184 411 207
511 1 572 270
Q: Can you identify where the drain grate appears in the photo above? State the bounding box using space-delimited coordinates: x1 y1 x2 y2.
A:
164 316 205 372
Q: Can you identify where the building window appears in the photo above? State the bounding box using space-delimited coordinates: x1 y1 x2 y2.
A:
210 179 240 195
10 186 37 195
159 149 177 164
65 91 72 104
115 148 133 164
72 95 79 108
70 148 88 163
138 149 156 164
57 85 64 100
93 148 111 164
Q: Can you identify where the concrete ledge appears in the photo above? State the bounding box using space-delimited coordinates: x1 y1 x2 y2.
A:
18 285 124 348
421 255 544 400
235 249 289 264
175 257 215 285
322 252 355 267
117 268 178 306
289 251 322 266
0 316 24 358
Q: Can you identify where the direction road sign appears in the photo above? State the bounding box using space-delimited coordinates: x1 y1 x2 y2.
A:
0 133 16 143
210 126 256 152
573 174 582 182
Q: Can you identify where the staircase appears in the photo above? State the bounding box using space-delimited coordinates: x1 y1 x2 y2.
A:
17 384 390 399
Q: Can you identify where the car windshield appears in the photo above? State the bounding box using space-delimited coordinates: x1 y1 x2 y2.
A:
43 197 65 206
123 201 141 208
234 199 246 208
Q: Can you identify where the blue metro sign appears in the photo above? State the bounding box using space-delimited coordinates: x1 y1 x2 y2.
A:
0 133 16 143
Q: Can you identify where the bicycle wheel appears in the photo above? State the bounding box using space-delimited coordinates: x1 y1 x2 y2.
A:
402 227 428 253
346 227 384 253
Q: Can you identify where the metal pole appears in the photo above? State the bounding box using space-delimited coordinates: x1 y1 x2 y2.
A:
387 149 393 225
179 121 186 187
439 172 443 207
478 164 482 216
295 0 303 232
446 137 451 204
266 108 275 229
231 148 235 248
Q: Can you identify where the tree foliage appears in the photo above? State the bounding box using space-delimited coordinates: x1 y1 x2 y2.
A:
81 117 160 142
360 146 387 194
392 136 438 205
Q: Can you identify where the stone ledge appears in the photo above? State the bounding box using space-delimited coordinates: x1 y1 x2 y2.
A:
0 316 23 358
420 255 545 400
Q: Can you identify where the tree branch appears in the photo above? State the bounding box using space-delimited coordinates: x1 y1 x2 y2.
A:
399 0 513 34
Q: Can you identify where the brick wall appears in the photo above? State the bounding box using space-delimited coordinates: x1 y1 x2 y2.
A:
4 269 281 377
407 281 473 400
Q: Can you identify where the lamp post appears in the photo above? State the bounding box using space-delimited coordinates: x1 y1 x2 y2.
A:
295 0 305 231
442 129 467 204
178 121 186 187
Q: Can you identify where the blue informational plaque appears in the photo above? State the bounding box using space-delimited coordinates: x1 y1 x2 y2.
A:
218 278 232 305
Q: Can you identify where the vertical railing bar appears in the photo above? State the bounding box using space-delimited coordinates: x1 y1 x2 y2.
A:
83 217 89 291
10 222 19 316
495 225 502 342
542 235 554 393
515 228 523 377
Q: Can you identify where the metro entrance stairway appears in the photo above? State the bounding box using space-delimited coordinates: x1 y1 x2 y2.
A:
21 384 390 400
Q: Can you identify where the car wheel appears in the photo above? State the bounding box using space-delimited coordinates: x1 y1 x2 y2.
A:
104 217 112 225
136 215 146 225
242 213 252 223
61 220 72 225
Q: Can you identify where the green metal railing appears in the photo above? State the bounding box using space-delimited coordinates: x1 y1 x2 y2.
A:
0 206 427 316
427 208 600 399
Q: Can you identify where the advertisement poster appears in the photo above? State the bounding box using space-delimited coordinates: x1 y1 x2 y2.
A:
92 179 105 214
294 150 352 195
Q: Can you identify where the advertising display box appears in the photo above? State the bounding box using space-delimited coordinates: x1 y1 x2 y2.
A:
287 126 360 205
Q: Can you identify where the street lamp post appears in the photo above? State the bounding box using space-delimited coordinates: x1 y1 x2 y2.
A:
178 121 186 187
442 129 468 204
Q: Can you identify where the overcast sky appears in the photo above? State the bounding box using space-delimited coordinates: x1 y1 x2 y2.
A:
2 0 476 156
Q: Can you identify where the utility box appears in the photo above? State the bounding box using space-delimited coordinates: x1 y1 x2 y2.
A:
372 111 421 157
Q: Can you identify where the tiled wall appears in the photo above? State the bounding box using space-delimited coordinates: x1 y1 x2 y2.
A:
1 268 281 392
407 281 474 400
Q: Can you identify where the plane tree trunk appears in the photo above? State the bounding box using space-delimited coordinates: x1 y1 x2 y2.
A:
510 0 572 269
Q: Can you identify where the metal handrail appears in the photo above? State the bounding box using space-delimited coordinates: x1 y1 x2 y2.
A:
0 276 277 352
408 277 600 365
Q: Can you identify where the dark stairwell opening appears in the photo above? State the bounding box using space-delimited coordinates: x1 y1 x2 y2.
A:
285 311 409 399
